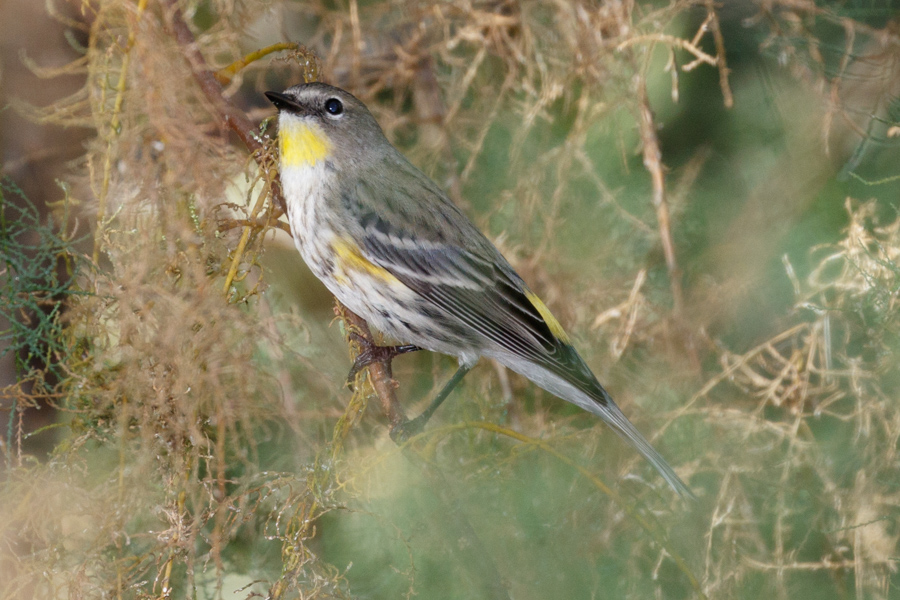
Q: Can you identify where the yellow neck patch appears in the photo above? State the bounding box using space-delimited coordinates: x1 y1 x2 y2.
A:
525 290 570 343
279 120 331 167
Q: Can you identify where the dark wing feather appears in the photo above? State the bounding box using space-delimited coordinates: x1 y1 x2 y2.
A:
347 170 606 404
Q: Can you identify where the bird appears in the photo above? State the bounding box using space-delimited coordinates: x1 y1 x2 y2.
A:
265 82 693 499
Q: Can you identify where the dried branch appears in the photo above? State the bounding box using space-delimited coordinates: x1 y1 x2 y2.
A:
338 305 409 429
93 0 149 264
160 0 286 236
636 80 682 317
158 0 414 436
616 34 716 68
218 217 292 235
215 42 304 86
635 72 701 371
703 0 734 108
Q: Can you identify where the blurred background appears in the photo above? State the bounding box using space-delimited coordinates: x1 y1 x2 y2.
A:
1 0 899 598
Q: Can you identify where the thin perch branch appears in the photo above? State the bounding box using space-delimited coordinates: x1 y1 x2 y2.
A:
339 305 409 429
636 79 684 319
160 0 286 215
703 0 734 108
215 42 302 85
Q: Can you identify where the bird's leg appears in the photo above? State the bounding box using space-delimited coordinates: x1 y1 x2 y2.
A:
390 363 473 442
346 331 420 385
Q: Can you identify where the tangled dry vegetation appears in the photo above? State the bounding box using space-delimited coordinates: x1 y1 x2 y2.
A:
1 0 898 598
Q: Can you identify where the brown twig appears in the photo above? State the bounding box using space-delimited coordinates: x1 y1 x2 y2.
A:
635 74 702 370
636 80 683 318
338 305 409 429
162 0 291 296
616 33 717 67
160 0 286 215
215 42 302 86
218 217 292 235
93 0 149 264
619 5 732 371
703 0 734 108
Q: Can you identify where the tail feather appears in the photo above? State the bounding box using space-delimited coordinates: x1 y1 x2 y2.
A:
593 400 695 500
490 352 694 499
578 379 695 500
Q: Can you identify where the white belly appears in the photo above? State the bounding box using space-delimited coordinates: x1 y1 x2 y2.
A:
280 164 418 338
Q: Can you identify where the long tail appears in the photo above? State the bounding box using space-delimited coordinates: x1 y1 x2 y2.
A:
585 394 696 500
491 353 694 499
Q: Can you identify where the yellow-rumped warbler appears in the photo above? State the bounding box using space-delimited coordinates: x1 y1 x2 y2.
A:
266 82 693 498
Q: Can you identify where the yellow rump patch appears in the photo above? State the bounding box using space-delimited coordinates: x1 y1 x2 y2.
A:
279 121 331 167
525 290 570 343
332 239 402 286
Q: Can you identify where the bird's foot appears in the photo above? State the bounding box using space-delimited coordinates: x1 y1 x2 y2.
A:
346 332 420 386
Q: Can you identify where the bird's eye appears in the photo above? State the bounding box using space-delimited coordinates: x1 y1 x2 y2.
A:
325 98 343 116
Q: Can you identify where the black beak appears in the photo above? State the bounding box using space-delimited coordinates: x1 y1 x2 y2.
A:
265 91 299 112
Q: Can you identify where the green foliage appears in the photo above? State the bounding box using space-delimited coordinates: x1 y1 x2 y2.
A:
0 178 82 453
0 178 77 380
